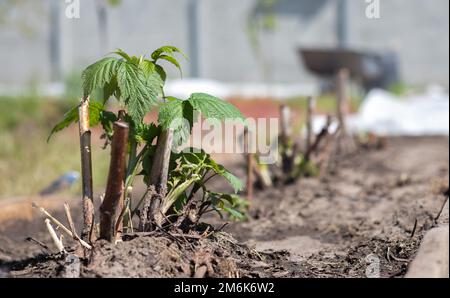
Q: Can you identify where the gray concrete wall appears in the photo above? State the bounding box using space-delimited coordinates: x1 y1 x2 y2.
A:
0 0 448 89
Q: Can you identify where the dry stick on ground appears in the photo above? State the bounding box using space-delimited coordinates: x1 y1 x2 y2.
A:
63 202 78 241
99 121 129 242
435 193 449 221
145 129 174 230
32 203 92 249
25 237 50 252
244 127 254 201
64 202 85 257
78 96 95 243
45 219 65 253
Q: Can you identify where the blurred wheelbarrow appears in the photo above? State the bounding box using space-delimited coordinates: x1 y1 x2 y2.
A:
299 48 399 91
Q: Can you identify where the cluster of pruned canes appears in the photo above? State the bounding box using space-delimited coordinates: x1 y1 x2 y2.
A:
37 46 249 257
244 68 378 199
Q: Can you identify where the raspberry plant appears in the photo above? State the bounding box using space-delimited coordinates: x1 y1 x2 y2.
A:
50 46 247 242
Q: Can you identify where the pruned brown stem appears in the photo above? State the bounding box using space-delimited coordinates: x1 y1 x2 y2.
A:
336 68 350 136
279 104 293 173
78 96 95 243
146 129 174 229
244 128 254 201
305 115 332 160
99 121 129 242
306 96 315 153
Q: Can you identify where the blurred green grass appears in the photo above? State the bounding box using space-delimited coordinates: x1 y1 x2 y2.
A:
0 95 109 199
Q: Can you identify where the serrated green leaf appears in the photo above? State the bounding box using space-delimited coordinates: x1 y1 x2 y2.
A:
222 205 246 220
147 71 164 97
82 57 121 97
209 192 247 220
151 45 187 61
102 77 118 104
157 55 182 77
188 93 245 122
117 61 158 122
138 59 165 97
155 64 167 82
158 98 192 148
158 98 183 129
99 110 118 137
139 59 156 76
48 101 105 141
113 49 132 62
135 123 160 145
220 169 244 193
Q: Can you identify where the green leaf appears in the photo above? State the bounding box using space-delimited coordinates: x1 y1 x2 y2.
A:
47 105 78 142
222 205 246 220
139 59 156 76
209 192 247 220
151 45 187 61
135 123 160 145
147 70 165 97
138 59 165 97
158 98 184 130
102 77 118 104
158 98 193 148
113 49 132 62
82 57 121 97
155 65 167 82
116 61 158 122
99 110 118 138
157 55 183 76
188 93 245 122
48 101 105 141
220 169 244 193
211 162 244 193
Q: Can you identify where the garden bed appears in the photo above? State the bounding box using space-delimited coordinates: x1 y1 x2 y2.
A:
0 136 448 278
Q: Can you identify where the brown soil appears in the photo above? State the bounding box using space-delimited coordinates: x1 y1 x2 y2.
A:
0 136 448 278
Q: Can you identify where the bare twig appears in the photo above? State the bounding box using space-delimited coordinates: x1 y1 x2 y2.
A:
244 128 254 201
336 68 349 136
33 203 92 249
279 104 292 173
305 114 332 160
306 96 315 153
25 237 50 252
63 202 78 240
435 195 449 221
410 218 418 238
387 247 409 263
78 96 95 243
100 121 129 242
45 219 65 253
